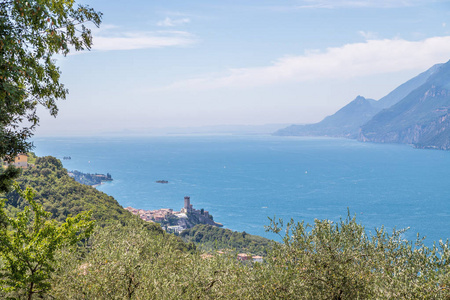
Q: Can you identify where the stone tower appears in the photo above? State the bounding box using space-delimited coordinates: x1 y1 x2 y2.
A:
184 196 190 210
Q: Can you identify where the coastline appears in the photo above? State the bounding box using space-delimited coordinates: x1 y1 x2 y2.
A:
91 182 104 188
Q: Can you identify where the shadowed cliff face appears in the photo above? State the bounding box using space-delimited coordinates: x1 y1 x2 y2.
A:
359 61 450 149
414 113 450 149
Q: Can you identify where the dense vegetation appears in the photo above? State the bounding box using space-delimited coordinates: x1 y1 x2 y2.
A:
0 184 94 299
181 224 272 255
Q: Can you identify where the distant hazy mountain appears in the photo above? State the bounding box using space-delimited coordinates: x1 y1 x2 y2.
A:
274 62 443 138
275 96 378 138
359 60 450 150
96 124 291 137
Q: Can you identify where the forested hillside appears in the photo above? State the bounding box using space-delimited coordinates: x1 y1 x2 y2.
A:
181 224 272 255
4 156 140 227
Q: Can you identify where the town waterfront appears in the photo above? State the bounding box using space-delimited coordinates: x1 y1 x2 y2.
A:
33 135 450 243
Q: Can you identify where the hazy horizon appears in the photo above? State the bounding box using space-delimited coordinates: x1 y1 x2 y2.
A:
33 123 292 137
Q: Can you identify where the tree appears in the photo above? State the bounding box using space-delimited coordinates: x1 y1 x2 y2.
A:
0 0 101 191
0 183 94 299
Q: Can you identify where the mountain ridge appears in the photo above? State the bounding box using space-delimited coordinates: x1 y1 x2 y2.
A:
274 61 450 150
275 95 379 138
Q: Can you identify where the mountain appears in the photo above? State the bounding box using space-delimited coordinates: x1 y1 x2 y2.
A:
274 63 443 138
360 60 450 150
275 96 378 138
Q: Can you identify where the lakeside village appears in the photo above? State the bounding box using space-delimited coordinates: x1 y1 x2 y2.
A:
125 196 223 234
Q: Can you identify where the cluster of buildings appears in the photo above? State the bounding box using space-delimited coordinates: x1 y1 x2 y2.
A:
125 207 173 222
125 196 218 233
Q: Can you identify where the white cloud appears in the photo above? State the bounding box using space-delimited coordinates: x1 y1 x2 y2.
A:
92 30 196 51
160 36 450 91
157 17 191 27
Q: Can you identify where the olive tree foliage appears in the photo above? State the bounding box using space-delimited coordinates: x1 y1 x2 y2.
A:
33 213 450 299
52 220 212 299
0 0 101 191
0 183 94 299
264 214 450 299
52 219 265 299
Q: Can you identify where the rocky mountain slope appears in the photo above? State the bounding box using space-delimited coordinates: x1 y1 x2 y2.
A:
359 60 450 149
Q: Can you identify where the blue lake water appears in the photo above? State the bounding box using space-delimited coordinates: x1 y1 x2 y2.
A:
32 135 450 243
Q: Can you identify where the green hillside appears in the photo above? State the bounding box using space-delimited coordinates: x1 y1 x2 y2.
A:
4 156 157 228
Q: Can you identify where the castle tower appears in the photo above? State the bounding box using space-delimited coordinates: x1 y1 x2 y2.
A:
184 196 190 210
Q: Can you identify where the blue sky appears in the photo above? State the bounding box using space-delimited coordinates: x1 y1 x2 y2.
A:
37 0 450 135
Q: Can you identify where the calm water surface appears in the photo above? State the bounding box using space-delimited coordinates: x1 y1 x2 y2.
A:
33 135 450 243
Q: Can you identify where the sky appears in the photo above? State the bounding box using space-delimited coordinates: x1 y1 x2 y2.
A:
36 0 450 136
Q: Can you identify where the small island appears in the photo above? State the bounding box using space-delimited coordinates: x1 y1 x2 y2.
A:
125 196 222 233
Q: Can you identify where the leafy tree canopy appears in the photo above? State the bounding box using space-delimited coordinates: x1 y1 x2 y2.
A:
0 0 101 191
0 183 94 299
